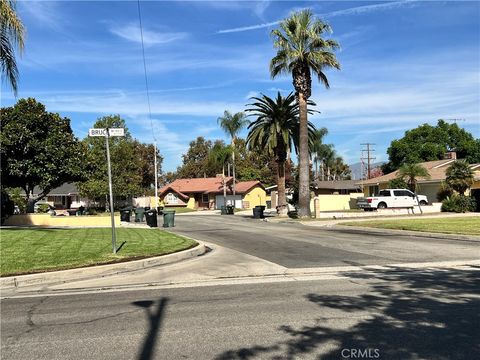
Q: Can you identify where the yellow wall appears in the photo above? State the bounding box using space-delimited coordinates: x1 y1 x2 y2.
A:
310 193 364 212
471 179 480 190
186 197 196 209
4 214 121 227
242 186 267 209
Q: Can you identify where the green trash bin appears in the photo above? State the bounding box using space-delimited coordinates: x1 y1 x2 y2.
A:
220 205 228 215
163 210 175 228
134 207 145 222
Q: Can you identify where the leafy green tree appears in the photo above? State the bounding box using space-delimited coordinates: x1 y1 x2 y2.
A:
1 98 85 210
133 141 163 193
177 137 216 178
217 110 249 196
246 92 316 216
445 160 474 196
312 127 328 180
78 115 142 206
1 0 25 94
209 142 233 206
388 177 408 189
383 120 480 173
270 9 340 217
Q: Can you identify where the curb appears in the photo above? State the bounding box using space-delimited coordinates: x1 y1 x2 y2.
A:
0 241 207 290
330 225 480 242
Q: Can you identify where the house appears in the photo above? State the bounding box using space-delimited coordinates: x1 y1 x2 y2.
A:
359 157 480 205
158 176 266 210
22 183 89 209
313 180 363 195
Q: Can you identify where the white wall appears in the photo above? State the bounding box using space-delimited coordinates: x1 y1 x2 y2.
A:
215 195 242 209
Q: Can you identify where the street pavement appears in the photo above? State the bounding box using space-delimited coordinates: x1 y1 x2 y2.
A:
2 265 478 360
169 215 480 268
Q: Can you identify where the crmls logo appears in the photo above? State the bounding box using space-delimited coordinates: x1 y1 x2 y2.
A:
341 348 380 359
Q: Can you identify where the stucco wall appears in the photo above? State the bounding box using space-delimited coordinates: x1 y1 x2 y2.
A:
310 193 365 212
4 214 121 227
242 186 267 209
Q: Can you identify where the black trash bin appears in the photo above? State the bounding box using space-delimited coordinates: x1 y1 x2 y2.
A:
253 205 265 219
145 209 158 227
120 208 131 222
162 210 175 228
226 205 235 215
134 207 145 222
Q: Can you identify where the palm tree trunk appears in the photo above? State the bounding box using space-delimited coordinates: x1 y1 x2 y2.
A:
232 148 236 196
277 159 288 217
297 92 310 217
223 165 226 208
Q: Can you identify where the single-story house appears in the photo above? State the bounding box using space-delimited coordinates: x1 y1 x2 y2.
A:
21 183 89 209
313 180 363 195
358 157 480 205
158 176 266 210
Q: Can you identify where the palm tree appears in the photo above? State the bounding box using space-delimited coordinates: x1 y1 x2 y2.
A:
209 143 232 209
270 9 340 217
398 163 431 214
446 160 474 196
217 111 249 197
312 127 328 180
1 0 25 95
246 92 316 216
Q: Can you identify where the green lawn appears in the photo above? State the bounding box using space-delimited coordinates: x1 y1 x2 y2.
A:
343 216 480 236
0 228 197 276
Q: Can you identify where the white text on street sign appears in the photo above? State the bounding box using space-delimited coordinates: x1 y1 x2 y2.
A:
88 128 125 137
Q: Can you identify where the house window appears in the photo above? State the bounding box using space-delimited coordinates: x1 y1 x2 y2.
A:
166 193 178 204
202 194 209 203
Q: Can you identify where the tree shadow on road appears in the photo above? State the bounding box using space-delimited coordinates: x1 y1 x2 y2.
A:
215 266 480 360
132 298 169 360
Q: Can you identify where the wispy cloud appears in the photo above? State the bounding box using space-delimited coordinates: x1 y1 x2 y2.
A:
109 23 188 46
18 1 63 31
217 0 417 34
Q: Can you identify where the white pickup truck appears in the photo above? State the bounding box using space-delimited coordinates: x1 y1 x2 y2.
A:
356 189 428 210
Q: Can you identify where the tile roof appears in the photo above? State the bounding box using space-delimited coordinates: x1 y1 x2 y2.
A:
358 159 480 185
159 177 263 196
315 180 362 190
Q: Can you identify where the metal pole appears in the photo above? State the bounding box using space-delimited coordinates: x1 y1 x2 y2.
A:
154 141 158 209
105 129 117 254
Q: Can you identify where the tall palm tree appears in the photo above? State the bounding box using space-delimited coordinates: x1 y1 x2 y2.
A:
246 92 316 216
398 163 431 214
217 110 249 197
209 143 232 209
1 0 25 95
270 9 340 217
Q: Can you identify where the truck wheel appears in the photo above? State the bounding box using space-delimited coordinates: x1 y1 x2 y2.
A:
419 200 427 206
377 202 387 209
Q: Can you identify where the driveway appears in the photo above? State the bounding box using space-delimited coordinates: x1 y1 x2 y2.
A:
170 215 480 268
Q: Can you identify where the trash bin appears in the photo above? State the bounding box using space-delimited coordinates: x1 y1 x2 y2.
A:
220 205 228 215
145 209 158 227
157 206 164 215
226 205 235 215
253 205 265 219
134 207 145 222
120 208 131 222
162 210 175 228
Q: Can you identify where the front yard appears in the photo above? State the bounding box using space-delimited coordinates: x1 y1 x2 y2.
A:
343 216 480 236
0 228 197 276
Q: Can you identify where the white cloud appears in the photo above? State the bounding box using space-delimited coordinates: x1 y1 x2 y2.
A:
109 23 188 46
217 0 417 34
245 91 260 100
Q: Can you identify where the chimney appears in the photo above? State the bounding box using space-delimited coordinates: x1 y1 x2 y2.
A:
444 151 457 160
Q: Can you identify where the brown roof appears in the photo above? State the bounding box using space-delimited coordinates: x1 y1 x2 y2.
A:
358 159 480 186
159 177 263 197
315 180 362 190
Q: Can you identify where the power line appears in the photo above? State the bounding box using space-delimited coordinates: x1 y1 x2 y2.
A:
361 143 376 180
137 0 159 208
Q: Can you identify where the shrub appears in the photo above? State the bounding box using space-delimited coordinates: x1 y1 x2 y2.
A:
36 204 51 213
437 182 454 202
441 195 476 213
388 177 408 189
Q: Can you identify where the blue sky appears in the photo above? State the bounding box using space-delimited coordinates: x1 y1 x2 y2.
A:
2 0 479 172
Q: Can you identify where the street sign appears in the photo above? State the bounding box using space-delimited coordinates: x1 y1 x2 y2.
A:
88 128 125 137
87 127 125 254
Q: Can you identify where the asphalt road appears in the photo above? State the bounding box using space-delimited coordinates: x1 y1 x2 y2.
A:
2 265 478 360
169 215 479 268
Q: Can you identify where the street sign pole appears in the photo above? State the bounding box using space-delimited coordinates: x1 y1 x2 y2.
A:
105 128 117 254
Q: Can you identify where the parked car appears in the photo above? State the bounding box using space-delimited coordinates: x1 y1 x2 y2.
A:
356 189 428 211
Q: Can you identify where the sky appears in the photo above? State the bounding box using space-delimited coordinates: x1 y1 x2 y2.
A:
2 0 479 172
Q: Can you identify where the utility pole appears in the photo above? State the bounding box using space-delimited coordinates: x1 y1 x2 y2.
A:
361 143 376 180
